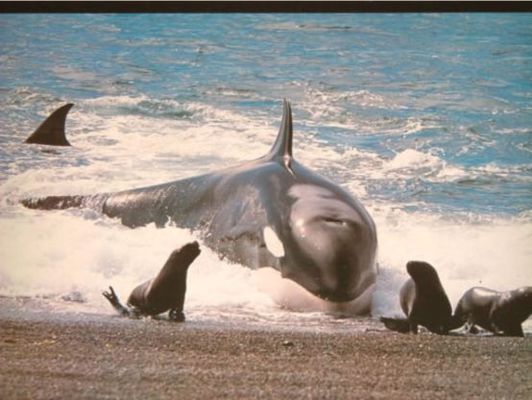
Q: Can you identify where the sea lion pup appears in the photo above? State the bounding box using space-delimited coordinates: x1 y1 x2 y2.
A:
103 241 201 321
380 261 456 334
453 286 532 337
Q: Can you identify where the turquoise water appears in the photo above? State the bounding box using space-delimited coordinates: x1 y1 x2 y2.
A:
1 13 531 214
0 14 530 326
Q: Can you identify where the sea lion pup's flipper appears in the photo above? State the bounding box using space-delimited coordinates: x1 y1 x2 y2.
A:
490 320 523 337
102 286 137 318
127 241 201 321
25 103 74 146
447 314 466 331
380 317 412 333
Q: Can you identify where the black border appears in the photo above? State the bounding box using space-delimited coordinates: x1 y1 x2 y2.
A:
1 2 531 13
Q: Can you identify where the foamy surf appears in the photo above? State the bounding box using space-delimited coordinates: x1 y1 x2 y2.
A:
1 195 530 332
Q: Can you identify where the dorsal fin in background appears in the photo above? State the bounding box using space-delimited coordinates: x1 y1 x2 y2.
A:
25 103 74 146
267 99 293 162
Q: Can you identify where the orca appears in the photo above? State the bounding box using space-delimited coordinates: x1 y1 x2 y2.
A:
25 103 73 146
22 100 378 314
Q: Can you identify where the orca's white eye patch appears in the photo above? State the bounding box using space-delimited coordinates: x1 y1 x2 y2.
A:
263 226 285 257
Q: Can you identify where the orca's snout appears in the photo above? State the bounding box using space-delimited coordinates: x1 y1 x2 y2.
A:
285 183 378 304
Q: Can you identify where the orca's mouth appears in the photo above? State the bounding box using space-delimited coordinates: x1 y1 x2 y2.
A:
256 267 374 315
316 290 357 303
281 262 363 304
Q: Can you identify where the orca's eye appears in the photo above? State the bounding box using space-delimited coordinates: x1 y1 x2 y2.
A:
323 217 346 226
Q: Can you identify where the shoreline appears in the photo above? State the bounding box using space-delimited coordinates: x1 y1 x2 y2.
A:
1 299 531 399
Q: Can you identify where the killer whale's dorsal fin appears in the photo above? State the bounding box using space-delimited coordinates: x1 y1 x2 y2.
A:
25 103 74 146
267 99 293 163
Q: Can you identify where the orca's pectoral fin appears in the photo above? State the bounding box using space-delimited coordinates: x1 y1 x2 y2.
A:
102 286 131 317
380 317 412 334
25 103 73 146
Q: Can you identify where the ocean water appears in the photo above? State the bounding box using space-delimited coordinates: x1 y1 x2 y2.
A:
0 14 531 332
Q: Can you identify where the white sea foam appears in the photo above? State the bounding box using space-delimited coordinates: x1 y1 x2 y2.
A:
385 148 442 170
0 207 274 317
1 200 530 326
383 148 467 181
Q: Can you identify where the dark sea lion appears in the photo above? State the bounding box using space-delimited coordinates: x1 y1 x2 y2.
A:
103 241 201 321
453 286 532 337
380 261 455 334
25 103 73 146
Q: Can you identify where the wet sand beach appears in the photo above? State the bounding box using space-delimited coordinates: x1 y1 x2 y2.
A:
1 299 531 399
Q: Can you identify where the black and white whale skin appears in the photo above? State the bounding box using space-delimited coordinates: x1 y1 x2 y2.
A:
25 103 73 146
381 261 456 334
453 286 532 337
22 100 378 314
103 241 201 321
